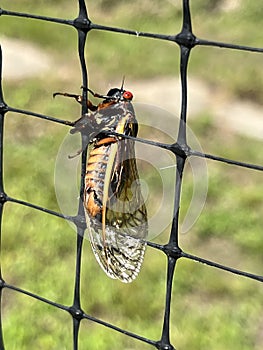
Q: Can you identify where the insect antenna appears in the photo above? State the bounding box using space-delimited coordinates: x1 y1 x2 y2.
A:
120 76 125 91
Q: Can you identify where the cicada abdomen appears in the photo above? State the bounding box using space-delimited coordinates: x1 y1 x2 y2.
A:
70 86 148 282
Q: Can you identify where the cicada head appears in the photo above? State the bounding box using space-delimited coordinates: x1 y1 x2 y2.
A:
104 88 133 103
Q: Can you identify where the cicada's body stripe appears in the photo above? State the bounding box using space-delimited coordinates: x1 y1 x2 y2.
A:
84 138 117 221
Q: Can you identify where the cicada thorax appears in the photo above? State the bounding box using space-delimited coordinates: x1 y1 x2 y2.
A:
82 95 147 283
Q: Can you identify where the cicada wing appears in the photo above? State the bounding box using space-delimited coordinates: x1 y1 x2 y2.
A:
86 217 146 282
84 137 147 283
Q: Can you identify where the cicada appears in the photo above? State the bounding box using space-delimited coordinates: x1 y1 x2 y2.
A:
54 83 147 282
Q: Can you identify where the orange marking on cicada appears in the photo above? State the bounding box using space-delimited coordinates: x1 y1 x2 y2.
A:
95 137 117 147
85 186 101 217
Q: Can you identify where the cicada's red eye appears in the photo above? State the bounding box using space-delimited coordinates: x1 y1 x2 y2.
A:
123 91 133 100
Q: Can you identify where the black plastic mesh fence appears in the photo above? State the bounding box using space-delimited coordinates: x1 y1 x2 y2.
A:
0 1 262 349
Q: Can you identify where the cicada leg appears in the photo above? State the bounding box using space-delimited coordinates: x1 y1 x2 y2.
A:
53 91 97 111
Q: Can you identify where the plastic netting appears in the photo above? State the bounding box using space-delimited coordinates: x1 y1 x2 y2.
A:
0 1 262 349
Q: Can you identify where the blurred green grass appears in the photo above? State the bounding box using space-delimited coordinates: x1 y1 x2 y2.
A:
0 0 263 349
